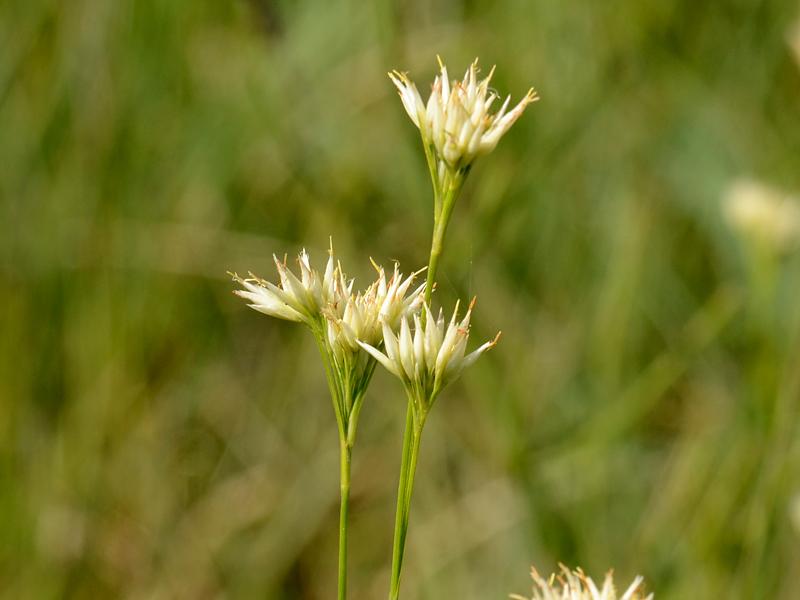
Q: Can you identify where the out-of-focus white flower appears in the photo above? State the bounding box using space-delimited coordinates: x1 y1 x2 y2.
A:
789 19 800 68
325 263 425 356
723 178 800 253
231 246 350 327
790 491 800 535
389 57 538 171
358 299 499 407
510 564 653 600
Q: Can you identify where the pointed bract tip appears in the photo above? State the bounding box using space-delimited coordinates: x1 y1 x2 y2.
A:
414 265 428 276
369 256 381 273
273 253 289 270
388 70 408 86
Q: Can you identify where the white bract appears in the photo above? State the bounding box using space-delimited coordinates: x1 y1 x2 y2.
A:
389 57 538 170
358 300 499 408
231 247 349 328
510 565 653 600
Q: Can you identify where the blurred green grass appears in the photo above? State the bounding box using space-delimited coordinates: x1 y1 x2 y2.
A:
2 0 800 598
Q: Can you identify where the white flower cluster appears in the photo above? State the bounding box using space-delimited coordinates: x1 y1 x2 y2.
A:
232 250 346 326
232 246 499 409
390 57 538 170
231 246 424 360
325 262 425 358
358 300 499 409
510 565 652 600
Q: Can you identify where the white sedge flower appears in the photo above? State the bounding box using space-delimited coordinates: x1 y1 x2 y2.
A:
231 247 350 328
510 565 652 600
389 57 538 170
790 491 800 535
723 178 800 253
357 299 499 407
325 262 425 356
789 19 800 68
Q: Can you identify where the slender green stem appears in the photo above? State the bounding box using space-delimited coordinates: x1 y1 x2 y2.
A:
389 407 424 600
403 419 423 512
423 170 465 305
338 441 352 600
315 330 371 600
424 231 443 306
388 164 467 598
389 406 414 599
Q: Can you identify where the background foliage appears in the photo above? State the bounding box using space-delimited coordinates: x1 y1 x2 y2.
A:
2 0 800 598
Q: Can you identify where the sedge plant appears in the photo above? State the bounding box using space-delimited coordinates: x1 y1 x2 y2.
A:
231 56 537 599
383 57 538 598
231 246 423 600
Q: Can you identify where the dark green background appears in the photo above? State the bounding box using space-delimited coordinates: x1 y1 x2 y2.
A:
2 0 800 597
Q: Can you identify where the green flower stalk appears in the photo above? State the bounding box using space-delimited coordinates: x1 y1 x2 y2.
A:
358 301 500 599
385 57 536 598
390 57 538 298
231 245 423 600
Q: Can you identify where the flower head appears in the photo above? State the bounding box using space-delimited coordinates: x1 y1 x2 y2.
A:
789 19 800 69
232 245 426 365
390 57 538 170
231 246 349 328
358 299 499 409
231 245 427 436
325 262 425 357
510 564 652 600
723 178 800 253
